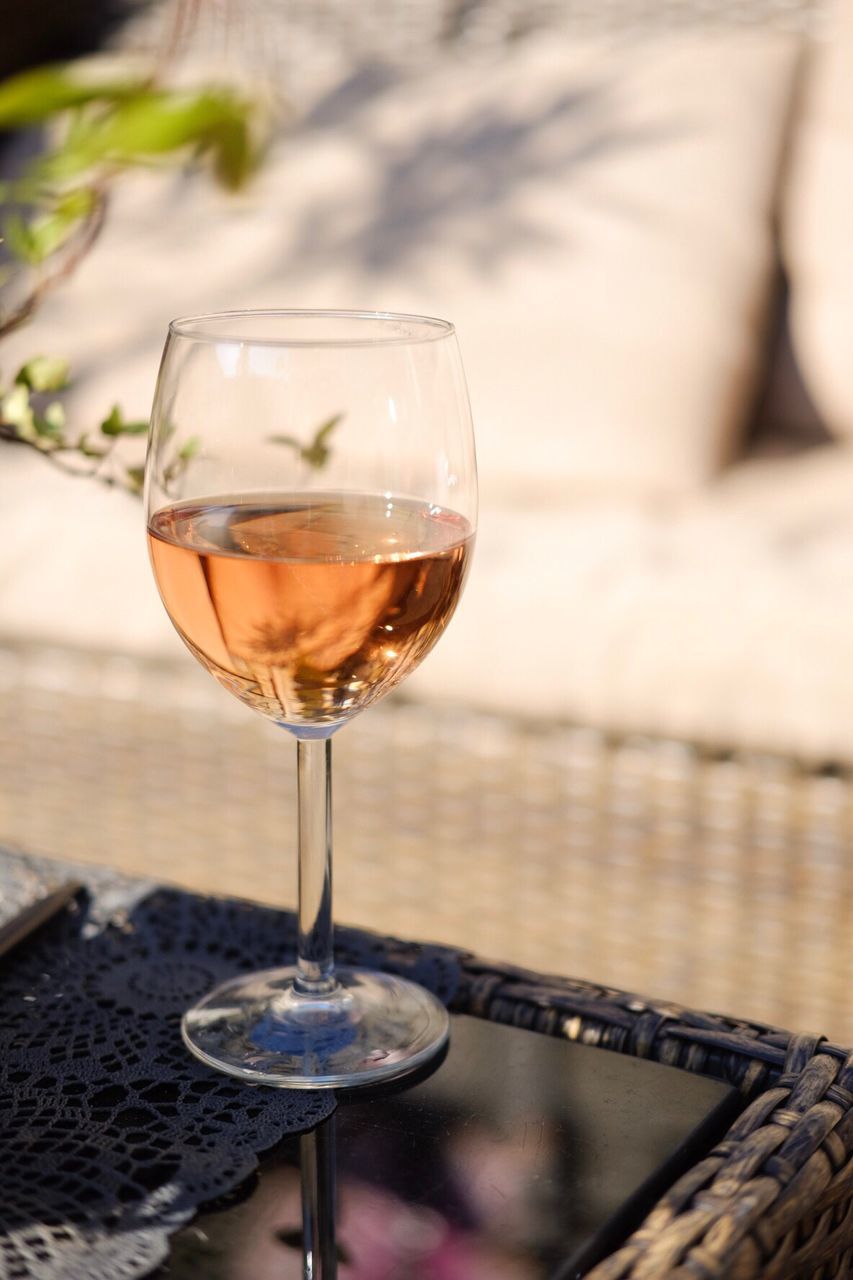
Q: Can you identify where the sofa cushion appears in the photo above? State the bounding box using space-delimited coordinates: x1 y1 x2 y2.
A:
2 25 824 759
3 28 799 501
408 444 853 762
4 442 853 761
282 29 800 498
783 1 853 440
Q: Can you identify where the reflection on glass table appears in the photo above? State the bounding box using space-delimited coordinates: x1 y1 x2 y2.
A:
156 1013 740 1279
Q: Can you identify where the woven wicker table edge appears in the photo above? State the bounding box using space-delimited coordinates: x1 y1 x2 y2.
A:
450 954 853 1279
4 846 851 1280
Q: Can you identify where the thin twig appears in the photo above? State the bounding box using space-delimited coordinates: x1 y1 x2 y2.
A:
0 423 119 483
157 0 203 80
0 188 109 341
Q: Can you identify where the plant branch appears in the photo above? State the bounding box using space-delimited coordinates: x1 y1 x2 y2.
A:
159 0 204 77
0 422 117 479
0 188 109 341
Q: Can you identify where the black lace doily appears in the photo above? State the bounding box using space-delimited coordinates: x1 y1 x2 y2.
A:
0 849 461 1280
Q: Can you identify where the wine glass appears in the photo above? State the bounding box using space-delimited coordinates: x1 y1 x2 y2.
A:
145 310 477 1088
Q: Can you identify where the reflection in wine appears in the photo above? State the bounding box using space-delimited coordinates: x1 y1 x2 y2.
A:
148 492 473 730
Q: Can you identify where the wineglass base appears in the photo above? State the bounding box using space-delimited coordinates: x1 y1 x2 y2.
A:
181 966 450 1089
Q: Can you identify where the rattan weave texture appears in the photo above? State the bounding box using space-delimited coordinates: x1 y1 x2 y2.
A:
1 640 851 1047
453 959 853 1279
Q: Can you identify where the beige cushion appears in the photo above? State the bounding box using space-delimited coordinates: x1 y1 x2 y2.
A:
410 444 853 763
784 1 853 438
385 32 799 498
4 29 798 501
2 28 822 759
5 442 853 761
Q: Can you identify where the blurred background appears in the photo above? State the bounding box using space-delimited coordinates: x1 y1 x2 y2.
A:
1 0 851 1042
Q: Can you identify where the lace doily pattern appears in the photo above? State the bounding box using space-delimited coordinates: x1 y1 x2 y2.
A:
0 851 462 1280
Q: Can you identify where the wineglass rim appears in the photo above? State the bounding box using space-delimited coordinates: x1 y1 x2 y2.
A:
167 309 456 348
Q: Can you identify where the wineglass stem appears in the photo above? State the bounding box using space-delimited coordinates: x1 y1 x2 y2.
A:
300 1118 338 1278
296 737 335 996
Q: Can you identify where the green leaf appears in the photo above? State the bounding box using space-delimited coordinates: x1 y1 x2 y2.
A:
15 356 70 393
43 401 66 429
103 93 228 155
100 404 124 436
5 195 95 266
1 384 35 437
3 213 42 265
209 115 256 191
77 435 108 458
0 64 143 127
100 404 149 437
178 436 199 460
125 465 145 495
9 188 98 264
269 413 342 469
160 434 199 495
303 413 342 467
55 188 96 219
22 213 76 263
12 218 56 266
34 400 66 438
36 89 258 187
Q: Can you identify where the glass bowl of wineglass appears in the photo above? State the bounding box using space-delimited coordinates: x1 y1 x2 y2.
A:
145 310 477 1088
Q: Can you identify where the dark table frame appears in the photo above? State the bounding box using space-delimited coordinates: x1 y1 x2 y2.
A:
452 955 853 1278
